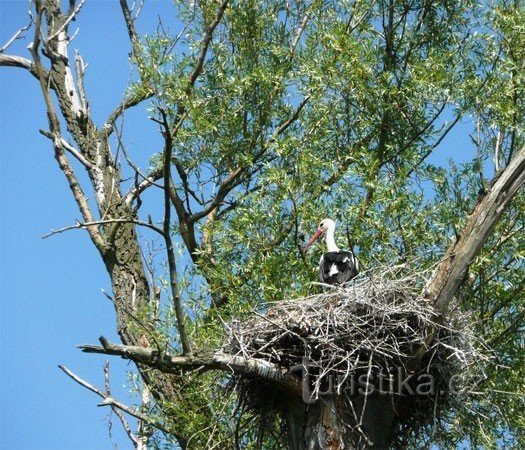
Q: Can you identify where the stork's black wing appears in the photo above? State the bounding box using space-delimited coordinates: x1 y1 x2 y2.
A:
319 251 359 285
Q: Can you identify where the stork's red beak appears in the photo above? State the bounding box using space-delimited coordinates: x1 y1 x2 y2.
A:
304 229 324 251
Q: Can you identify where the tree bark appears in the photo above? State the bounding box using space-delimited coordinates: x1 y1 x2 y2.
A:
0 2 192 445
283 393 396 449
425 144 525 313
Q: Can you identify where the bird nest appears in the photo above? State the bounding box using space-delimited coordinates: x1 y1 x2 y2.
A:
223 266 492 447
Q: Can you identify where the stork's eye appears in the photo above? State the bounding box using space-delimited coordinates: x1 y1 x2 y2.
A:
319 221 324 228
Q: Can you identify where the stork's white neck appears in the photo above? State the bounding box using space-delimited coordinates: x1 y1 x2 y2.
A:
325 223 339 252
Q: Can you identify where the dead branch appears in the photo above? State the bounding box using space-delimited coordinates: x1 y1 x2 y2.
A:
94 0 156 139
46 0 86 44
0 21 31 53
103 361 139 447
42 218 164 240
58 364 170 435
39 129 92 169
79 336 302 396
425 144 525 313
119 0 141 51
28 4 106 252
0 53 41 79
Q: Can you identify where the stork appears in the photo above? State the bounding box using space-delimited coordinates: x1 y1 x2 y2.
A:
304 218 359 286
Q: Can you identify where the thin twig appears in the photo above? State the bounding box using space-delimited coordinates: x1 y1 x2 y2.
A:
104 361 139 447
39 129 92 169
58 364 171 434
42 218 164 239
46 0 87 44
0 21 31 53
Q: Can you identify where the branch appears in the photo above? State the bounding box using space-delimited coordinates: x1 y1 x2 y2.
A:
124 166 163 206
79 336 302 396
188 166 244 223
58 364 171 435
187 0 229 91
46 0 86 44
102 93 154 139
74 51 89 113
425 145 525 313
42 218 164 240
157 0 229 144
159 109 192 355
0 53 41 79
40 129 92 169
187 95 311 225
96 0 154 138
41 2 84 117
103 361 139 447
119 0 140 52
0 21 31 53
274 94 310 136
489 309 525 348
28 6 106 252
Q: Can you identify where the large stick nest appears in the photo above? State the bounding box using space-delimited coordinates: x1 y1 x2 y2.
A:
223 266 491 446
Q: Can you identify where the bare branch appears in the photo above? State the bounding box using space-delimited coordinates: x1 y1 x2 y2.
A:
46 0 86 44
0 21 31 53
74 50 89 113
39 129 92 169
119 0 141 51
103 92 155 139
28 7 106 251
113 124 165 207
42 218 164 239
79 336 302 396
40 3 84 118
104 361 139 447
58 364 171 435
132 0 145 21
124 167 164 206
99 2 155 137
425 144 525 313
0 53 39 77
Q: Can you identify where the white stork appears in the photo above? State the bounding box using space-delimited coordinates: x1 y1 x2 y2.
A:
304 218 359 286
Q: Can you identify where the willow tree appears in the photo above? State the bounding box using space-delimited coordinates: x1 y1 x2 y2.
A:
2 0 524 448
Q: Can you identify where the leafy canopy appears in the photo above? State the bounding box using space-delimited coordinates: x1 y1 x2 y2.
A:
94 0 525 448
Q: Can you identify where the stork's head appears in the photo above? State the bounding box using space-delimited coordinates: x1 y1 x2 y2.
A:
304 218 335 250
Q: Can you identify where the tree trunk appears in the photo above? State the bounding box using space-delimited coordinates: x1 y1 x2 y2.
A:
286 392 396 450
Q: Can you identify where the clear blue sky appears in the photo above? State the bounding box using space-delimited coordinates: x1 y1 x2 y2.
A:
0 2 476 449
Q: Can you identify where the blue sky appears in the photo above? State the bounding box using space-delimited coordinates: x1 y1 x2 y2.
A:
0 2 479 450
0 2 172 449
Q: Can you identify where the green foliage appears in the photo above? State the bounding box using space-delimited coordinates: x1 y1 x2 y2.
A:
122 1 524 447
